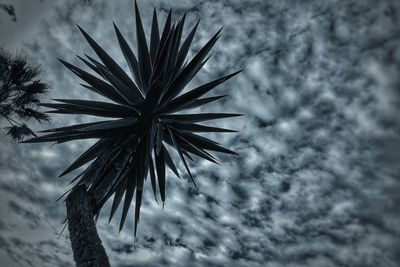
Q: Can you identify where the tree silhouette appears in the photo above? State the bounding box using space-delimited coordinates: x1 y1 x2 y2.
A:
24 2 241 266
0 49 49 141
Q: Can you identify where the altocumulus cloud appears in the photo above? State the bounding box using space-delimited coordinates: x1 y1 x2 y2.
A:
0 0 399 266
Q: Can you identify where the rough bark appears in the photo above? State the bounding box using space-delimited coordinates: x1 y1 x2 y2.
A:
66 185 110 267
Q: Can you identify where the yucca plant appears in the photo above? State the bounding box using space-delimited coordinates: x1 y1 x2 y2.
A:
24 2 242 237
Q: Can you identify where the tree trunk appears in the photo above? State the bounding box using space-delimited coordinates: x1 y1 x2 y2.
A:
66 185 110 267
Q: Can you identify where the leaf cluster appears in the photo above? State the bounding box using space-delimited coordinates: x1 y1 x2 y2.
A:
25 2 242 235
0 49 49 141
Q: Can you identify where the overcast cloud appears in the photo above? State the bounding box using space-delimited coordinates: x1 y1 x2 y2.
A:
0 0 399 266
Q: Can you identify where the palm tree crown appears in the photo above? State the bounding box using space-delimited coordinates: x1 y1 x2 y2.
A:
24 2 242 235
1 49 49 141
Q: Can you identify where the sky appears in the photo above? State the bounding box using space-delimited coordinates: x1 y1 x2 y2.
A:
1 0 400 266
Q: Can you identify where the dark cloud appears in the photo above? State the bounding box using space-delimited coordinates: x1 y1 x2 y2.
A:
1 0 399 266
0 4 16 22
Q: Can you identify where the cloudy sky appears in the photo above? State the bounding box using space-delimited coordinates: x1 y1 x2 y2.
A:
1 0 400 266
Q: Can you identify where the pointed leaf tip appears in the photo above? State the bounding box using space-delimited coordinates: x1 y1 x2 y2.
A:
76 24 88 36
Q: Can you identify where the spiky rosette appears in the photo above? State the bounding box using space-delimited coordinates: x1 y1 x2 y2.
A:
24 2 242 235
